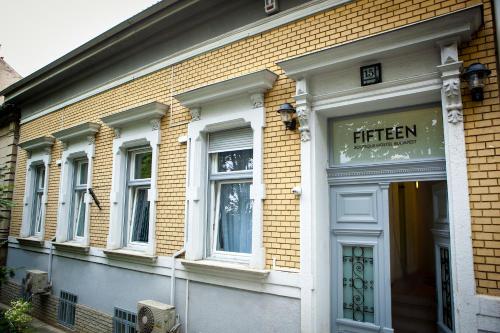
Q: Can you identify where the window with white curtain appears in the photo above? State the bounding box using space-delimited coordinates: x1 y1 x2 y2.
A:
30 164 46 236
69 159 88 240
125 147 152 246
208 128 253 260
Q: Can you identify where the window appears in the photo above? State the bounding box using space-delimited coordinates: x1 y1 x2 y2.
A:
69 159 88 240
58 290 77 328
53 122 99 246
30 165 45 236
101 101 167 256
19 136 54 241
113 308 137 333
125 148 152 246
208 128 253 262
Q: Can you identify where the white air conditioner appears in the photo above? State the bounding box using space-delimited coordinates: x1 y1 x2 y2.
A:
23 269 49 296
137 300 176 333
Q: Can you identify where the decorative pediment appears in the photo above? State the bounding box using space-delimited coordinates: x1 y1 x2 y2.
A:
18 136 55 153
100 101 169 129
174 70 278 109
277 5 482 79
52 122 101 143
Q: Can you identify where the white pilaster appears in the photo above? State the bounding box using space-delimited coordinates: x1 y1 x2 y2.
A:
437 41 478 333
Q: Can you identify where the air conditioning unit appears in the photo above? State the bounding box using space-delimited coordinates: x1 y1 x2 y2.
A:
137 300 176 333
22 270 49 297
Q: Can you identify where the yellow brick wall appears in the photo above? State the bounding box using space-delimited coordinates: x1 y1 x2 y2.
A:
10 0 500 293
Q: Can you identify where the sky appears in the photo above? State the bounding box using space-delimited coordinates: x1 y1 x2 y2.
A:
0 0 160 77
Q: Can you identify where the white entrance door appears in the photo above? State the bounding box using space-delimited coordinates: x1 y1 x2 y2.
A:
431 182 454 333
331 183 393 333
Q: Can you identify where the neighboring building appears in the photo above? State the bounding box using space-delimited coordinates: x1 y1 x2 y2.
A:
0 1 499 332
0 56 21 264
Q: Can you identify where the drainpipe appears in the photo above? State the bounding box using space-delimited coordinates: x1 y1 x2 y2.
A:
47 236 56 288
170 248 185 306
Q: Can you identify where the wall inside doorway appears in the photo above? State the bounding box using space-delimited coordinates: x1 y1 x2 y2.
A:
389 181 437 283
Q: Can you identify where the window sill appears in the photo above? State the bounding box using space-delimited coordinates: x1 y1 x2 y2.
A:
52 242 89 254
180 259 270 280
103 248 157 265
16 237 45 248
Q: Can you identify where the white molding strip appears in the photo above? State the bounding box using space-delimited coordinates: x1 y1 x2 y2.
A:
7 237 301 299
20 0 352 125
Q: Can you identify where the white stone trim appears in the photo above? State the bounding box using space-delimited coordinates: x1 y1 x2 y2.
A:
179 71 277 270
174 70 278 109
7 237 300 299
53 122 100 246
101 102 168 256
19 0 352 125
19 136 55 240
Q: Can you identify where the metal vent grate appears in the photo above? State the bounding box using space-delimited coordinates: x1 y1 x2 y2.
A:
114 308 137 333
57 290 77 328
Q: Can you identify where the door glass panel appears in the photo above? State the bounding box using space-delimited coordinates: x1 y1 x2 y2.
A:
343 246 375 323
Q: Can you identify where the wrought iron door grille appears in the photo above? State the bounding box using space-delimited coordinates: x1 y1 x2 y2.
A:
113 308 137 333
57 290 77 328
440 247 453 331
342 246 375 323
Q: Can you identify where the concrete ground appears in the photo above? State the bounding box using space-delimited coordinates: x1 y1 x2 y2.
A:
0 303 66 333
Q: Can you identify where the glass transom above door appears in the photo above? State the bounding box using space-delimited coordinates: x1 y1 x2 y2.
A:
331 106 444 165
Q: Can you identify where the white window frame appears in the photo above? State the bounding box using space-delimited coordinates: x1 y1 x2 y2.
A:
70 158 89 241
175 70 278 269
101 102 168 256
124 147 152 250
19 136 54 240
208 148 254 263
53 122 100 246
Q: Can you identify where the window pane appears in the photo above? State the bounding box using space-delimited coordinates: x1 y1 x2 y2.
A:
216 183 252 253
33 193 43 234
134 152 152 179
217 149 253 172
131 188 150 242
79 162 88 185
36 165 45 190
343 246 374 323
75 191 86 237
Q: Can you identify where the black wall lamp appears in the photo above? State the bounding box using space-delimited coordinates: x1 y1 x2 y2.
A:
277 103 297 130
462 62 491 101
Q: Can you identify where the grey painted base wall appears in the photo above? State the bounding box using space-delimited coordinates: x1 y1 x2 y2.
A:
6 247 301 333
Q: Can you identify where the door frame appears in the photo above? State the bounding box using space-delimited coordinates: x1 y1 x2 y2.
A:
329 169 447 332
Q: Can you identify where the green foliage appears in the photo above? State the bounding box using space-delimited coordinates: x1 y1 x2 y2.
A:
1 300 33 333
0 264 15 289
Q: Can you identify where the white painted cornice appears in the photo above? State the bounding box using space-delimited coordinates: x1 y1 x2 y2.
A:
52 122 101 143
18 136 55 152
277 4 483 79
100 101 169 129
174 70 278 108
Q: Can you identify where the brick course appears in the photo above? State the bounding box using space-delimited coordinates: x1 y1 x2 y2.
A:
8 0 500 293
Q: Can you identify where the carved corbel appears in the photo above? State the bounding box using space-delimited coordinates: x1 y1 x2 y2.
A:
443 78 463 124
87 135 96 145
295 77 312 142
150 118 161 131
296 105 311 142
250 93 264 108
114 128 121 139
190 107 201 122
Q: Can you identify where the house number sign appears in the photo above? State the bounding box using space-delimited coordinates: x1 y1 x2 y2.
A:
331 106 445 165
360 63 382 86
